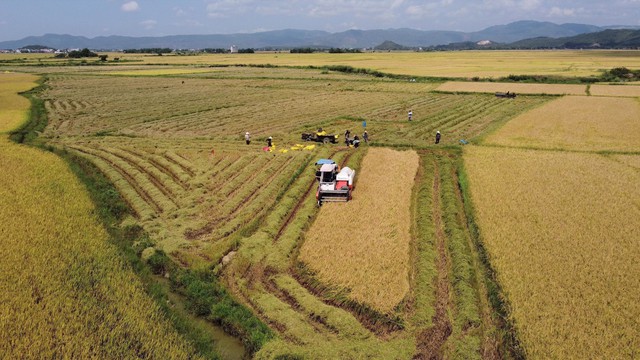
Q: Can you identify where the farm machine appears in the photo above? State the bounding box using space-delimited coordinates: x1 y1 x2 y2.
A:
315 161 355 205
301 128 339 144
495 91 517 98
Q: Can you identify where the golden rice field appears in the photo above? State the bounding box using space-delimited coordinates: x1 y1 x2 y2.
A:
299 148 419 313
4 49 640 359
483 95 640 152
436 81 587 95
0 73 198 358
35 65 509 357
104 50 640 78
4 50 640 78
464 146 640 359
590 84 640 97
0 72 35 133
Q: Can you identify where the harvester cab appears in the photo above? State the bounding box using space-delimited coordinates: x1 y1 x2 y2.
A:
315 159 336 180
316 163 355 205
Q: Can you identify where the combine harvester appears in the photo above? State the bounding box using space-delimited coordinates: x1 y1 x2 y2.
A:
495 91 517 98
315 160 355 206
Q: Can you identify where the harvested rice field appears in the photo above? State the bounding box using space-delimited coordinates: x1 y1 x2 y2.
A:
436 81 587 95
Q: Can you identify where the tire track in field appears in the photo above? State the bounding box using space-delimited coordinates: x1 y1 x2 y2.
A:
273 149 339 242
414 157 452 360
450 167 500 359
263 270 339 337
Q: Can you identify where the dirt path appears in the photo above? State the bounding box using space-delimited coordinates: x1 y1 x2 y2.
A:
414 158 452 359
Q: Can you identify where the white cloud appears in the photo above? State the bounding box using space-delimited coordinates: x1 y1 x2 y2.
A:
549 7 577 17
390 0 406 9
519 0 540 11
140 20 157 29
405 0 454 18
121 1 139 12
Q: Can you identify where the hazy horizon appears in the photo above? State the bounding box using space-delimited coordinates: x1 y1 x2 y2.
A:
2 0 639 42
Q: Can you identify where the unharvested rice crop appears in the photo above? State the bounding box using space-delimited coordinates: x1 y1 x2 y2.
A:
483 95 640 152
5 50 640 78
87 50 640 78
590 84 640 97
0 72 37 133
464 146 640 359
299 148 419 313
0 73 198 358
436 81 587 95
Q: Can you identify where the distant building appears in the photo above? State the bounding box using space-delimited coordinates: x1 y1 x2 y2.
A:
477 40 492 46
230 45 238 53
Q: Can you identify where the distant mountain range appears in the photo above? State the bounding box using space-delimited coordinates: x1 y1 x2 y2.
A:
508 28 640 49
1 20 639 50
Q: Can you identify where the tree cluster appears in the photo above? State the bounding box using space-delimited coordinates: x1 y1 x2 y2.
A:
603 67 640 81
202 48 230 54
328 48 362 53
67 48 98 58
290 48 316 53
123 48 173 54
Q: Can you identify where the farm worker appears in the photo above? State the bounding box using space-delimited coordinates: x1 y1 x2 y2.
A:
353 135 360 148
267 136 273 148
435 131 441 144
344 130 351 146
245 132 250 145
363 130 369 143
408 109 413 121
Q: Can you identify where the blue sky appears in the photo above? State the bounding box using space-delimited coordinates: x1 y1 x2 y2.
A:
1 0 639 41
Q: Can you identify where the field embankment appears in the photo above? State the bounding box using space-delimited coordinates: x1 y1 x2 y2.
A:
0 73 199 358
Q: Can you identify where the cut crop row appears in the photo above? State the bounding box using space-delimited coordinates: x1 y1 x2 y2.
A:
71 145 161 220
